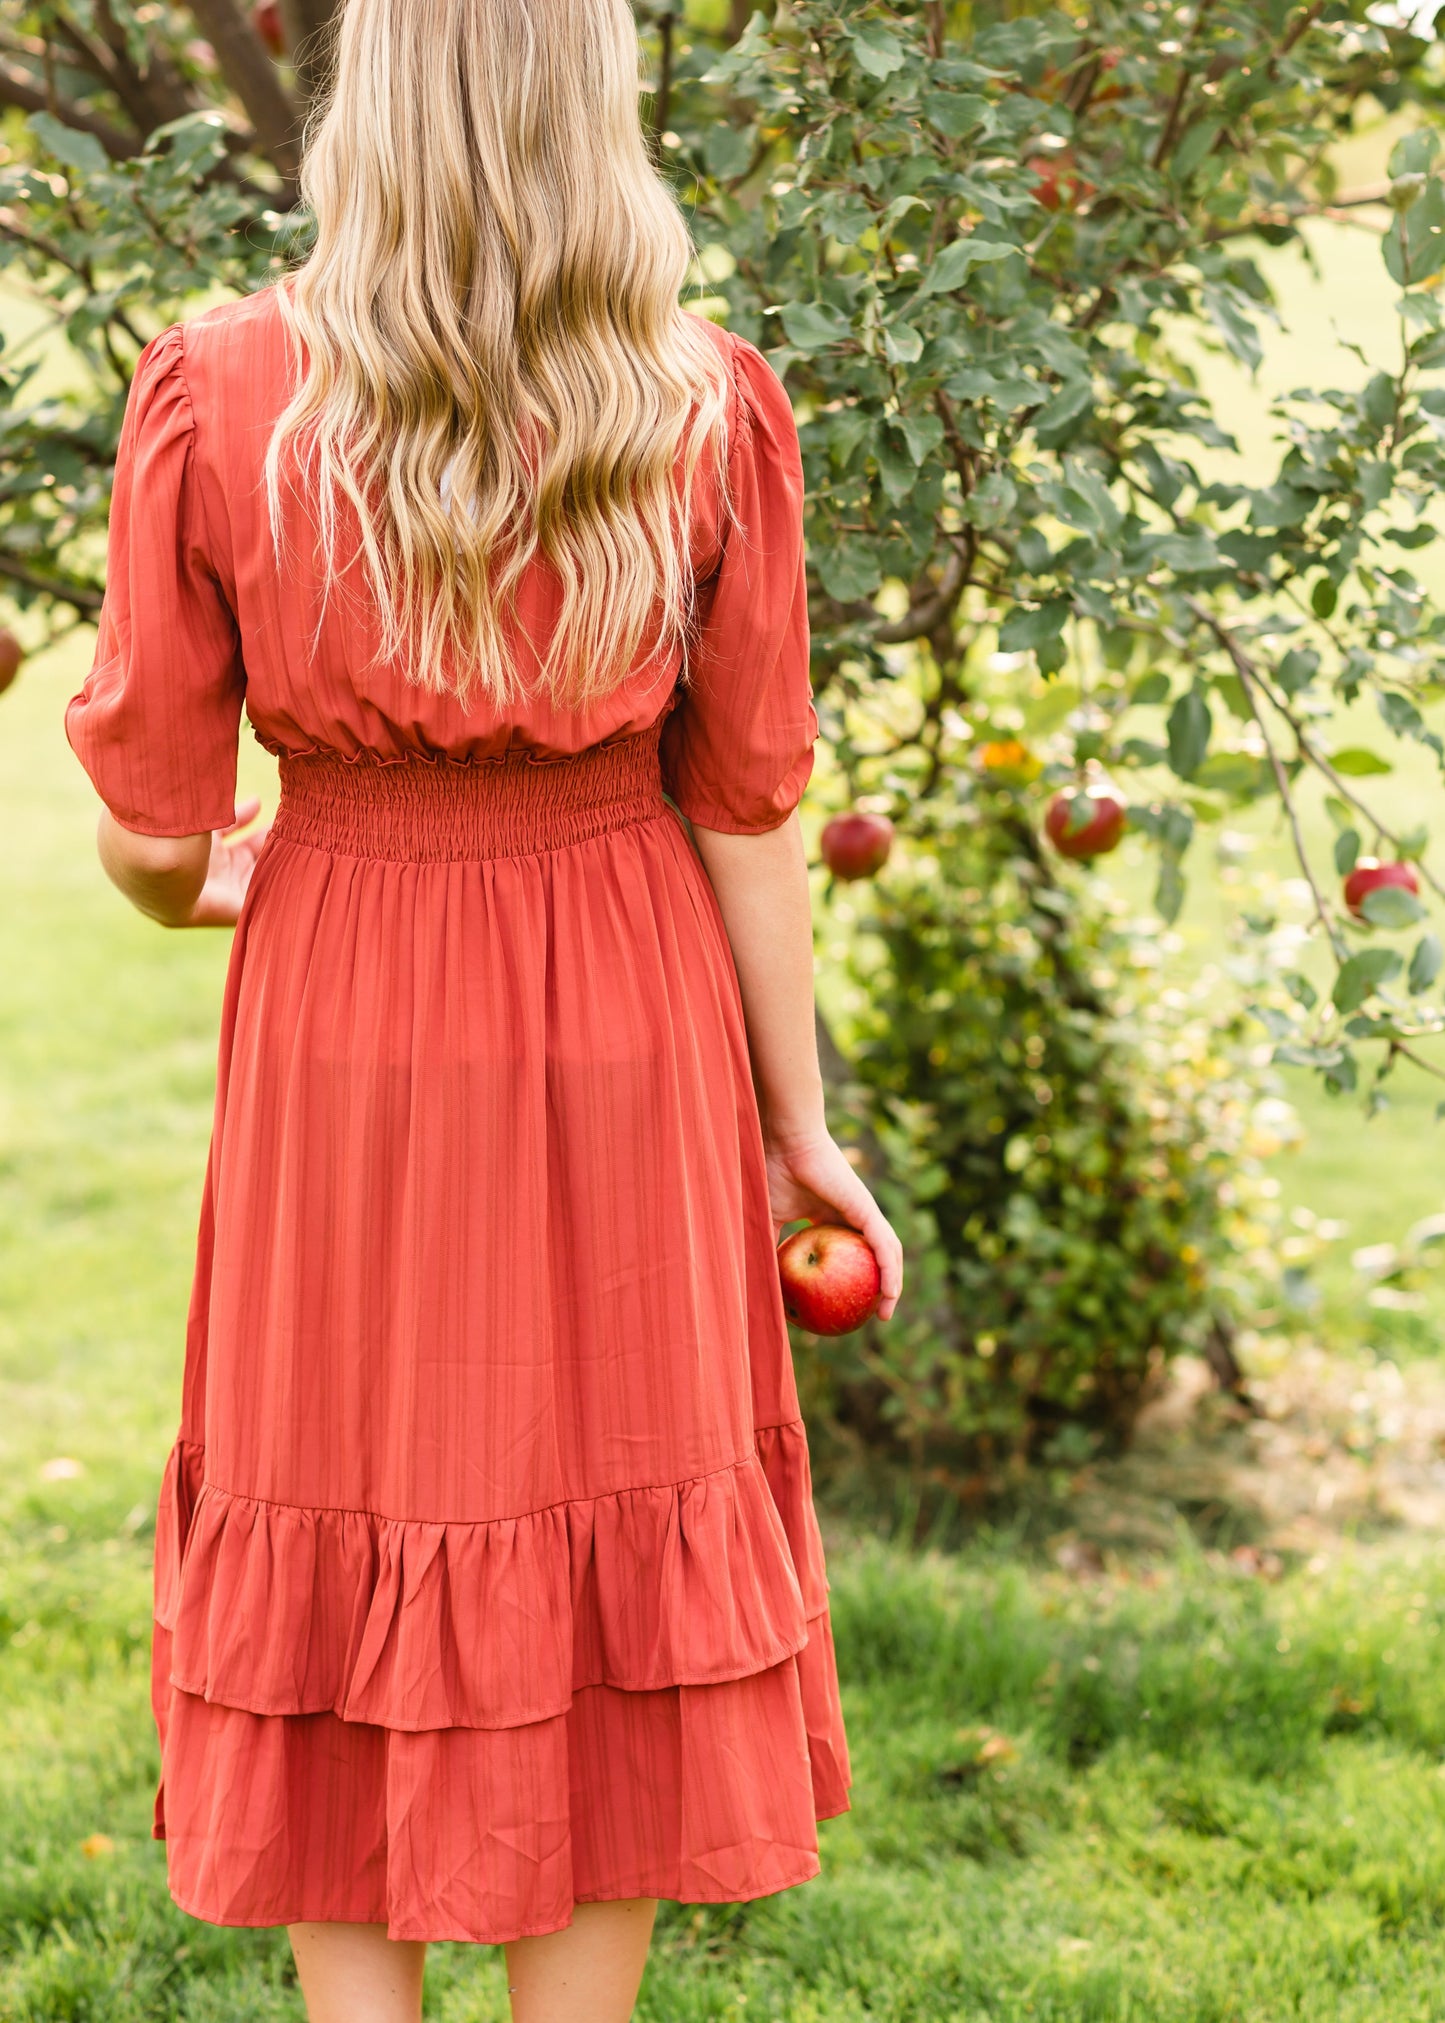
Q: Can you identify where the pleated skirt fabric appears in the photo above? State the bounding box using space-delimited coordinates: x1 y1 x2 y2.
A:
150 715 851 1943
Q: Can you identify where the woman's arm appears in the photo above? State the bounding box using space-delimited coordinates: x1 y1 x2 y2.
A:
96 798 268 927
691 811 903 1321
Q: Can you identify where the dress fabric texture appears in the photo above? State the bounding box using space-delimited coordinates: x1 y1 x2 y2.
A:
65 289 851 1944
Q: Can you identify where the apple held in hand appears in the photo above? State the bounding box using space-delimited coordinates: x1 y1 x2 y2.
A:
1045 784 1127 861
777 1224 882 1337
0 629 21 698
1344 856 1420 920
821 809 894 881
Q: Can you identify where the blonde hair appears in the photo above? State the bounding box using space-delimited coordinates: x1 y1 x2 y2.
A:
265 0 729 708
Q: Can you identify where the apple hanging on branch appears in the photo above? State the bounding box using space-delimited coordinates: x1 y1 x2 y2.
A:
1343 856 1422 924
1044 783 1128 862
777 1224 881 1336
252 0 284 57
1028 150 1097 213
820 809 894 881
0 630 22 699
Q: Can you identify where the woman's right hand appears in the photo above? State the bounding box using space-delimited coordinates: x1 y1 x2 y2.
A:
763 1126 904 1321
184 799 270 926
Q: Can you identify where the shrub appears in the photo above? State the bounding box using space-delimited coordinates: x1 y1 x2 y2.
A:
798 768 1273 1487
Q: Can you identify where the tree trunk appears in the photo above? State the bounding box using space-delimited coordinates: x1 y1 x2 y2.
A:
188 0 301 185
276 0 338 116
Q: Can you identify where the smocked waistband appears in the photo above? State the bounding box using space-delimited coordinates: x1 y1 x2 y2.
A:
271 722 669 864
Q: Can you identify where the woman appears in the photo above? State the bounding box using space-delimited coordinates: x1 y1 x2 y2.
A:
66 2 902 2018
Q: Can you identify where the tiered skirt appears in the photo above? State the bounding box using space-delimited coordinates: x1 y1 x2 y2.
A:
150 713 850 1943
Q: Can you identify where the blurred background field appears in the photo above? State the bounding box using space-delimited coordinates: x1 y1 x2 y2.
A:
7 176 1445 2011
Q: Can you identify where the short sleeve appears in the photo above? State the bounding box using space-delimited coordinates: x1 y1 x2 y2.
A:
65 325 245 838
660 334 817 834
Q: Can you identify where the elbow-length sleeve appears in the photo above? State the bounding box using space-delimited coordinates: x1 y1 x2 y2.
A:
65 325 245 838
660 333 818 834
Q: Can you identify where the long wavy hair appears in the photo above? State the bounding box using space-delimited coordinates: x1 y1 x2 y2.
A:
264 0 729 708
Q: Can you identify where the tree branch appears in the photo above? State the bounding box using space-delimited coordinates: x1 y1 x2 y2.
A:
0 554 103 614
188 0 300 185
1185 597 1349 959
0 57 136 159
873 546 968 647
276 0 335 116
1152 0 1216 171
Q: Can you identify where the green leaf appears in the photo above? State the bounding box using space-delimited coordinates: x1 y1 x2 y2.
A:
875 425 917 502
1360 884 1426 929
1203 285 1263 373
1155 855 1186 925
1385 176 1445 288
702 125 755 180
1167 688 1212 781
1311 576 1338 619
778 301 852 353
1032 379 1093 447
883 322 924 365
1334 828 1361 877
1276 648 1319 696
815 541 881 605
898 413 945 464
998 599 1070 653
826 410 872 471
917 238 1016 299
1193 752 1267 797
26 112 107 177
1172 118 1222 180
1358 461 1393 511
1363 371 1397 429
849 23 908 78
1329 748 1394 777
1214 675 1250 721
1333 949 1404 1014
1409 933 1443 994
1132 671 1171 708
1391 130 1441 178
963 470 1017 529
922 91 992 139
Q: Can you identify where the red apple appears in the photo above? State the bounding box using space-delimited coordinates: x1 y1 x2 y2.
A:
1045 784 1127 861
777 1224 882 1337
252 1 284 56
0 629 22 698
820 809 893 881
1029 154 1096 212
1344 856 1420 919
1094 49 1125 102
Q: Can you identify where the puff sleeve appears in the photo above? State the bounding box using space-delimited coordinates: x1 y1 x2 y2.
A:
65 326 245 838
660 334 818 834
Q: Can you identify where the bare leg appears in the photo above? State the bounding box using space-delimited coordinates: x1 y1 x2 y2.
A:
504 1899 657 2023
288 1922 427 2023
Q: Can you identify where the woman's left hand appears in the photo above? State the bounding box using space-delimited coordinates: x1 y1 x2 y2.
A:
185 798 270 926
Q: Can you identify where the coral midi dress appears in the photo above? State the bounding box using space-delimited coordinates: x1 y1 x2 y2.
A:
65 288 851 1943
